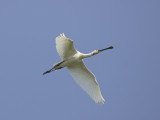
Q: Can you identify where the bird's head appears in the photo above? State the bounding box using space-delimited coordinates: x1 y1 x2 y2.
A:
92 50 100 55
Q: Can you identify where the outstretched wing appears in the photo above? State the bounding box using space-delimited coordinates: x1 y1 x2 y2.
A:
56 33 77 60
67 61 105 104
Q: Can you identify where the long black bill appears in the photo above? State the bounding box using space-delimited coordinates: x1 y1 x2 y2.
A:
43 67 54 75
98 46 114 52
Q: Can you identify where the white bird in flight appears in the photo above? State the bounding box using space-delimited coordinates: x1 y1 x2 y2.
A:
43 33 113 104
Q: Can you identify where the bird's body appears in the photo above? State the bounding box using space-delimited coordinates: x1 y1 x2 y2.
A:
43 33 113 104
54 51 82 70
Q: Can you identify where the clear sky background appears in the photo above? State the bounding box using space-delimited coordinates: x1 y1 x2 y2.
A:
0 0 160 120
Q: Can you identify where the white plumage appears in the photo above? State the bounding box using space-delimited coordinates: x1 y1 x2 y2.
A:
56 34 77 60
68 61 105 104
43 33 114 104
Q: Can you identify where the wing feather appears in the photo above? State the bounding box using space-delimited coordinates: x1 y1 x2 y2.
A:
67 61 105 104
56 33 77 60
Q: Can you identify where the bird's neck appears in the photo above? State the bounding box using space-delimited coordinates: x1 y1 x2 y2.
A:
82 52 94 59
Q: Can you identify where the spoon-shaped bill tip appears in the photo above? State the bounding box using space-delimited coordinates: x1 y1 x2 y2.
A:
98 46 114 52
108 46 114 49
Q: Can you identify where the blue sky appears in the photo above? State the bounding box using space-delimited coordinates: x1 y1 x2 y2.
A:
0 0 160 120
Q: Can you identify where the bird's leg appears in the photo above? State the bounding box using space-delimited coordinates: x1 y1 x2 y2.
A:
53 61 65 70
43 61 65 75
43 67 55 75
